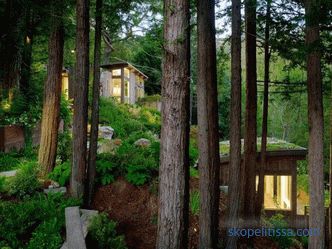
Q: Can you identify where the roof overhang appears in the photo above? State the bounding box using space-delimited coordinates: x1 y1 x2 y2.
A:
101 62 148 80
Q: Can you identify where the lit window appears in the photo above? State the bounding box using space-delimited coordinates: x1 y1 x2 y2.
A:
112 69 121 76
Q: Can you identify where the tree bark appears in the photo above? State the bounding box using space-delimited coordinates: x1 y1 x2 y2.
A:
197 1 220 248
243 0 257 223
71 0 90 198
20 6 34 98
304 0 325 248
0 0 23 100
257 0 271 216
156 0 190 248
329 67 332 249
85 0 103 207
38 0 64 177
226 0 242 247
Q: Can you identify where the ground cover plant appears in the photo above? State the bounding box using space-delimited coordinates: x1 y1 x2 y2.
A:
0 193 80 249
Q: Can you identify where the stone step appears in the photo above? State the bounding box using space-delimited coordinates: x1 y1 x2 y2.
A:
61 208 98 249
0 170 17 177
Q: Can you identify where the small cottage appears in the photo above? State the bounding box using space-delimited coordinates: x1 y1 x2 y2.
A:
219 138 308 223
100 62 147 104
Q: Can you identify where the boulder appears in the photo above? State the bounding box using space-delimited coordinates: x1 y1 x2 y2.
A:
134 138 151 148
99 126 114 140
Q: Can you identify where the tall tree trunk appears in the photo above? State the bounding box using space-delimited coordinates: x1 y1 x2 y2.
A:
38 0 64 177
85 0 103 207
156 0 190 248
197 1 220 248
243 0 257 222
257 0 271 216
71 0 90 198
226 0 242 247
0 0 23 101
20 6 34 98
329 70 332 249
305 0 325 248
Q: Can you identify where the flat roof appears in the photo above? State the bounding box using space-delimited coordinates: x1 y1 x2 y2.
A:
219 137 307 161
101 61 148 79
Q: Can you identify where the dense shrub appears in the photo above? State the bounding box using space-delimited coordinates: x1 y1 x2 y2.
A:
96 138 160 186
48 161 71 186
263 213 294 249
87 213 127 249
57 131 72 163
0 146 37 172
0 176 6 193
0 193 80 249
99 98 160 138
8 161 41 198
0 152 21 171
190 191 200 215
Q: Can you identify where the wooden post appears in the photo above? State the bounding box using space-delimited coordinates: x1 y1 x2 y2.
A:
291 163 297 220
0 126 5 152
120 67 125 103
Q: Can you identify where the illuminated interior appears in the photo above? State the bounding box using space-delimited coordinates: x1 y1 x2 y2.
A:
61 72 69 99
263 175 292 210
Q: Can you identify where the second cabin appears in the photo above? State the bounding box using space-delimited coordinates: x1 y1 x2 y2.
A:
100 61 147 104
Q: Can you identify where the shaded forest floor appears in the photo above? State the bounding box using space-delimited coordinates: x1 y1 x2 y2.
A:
92 177 303 249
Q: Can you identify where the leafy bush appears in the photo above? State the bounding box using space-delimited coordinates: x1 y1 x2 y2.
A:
97 137 160 186
96 155 118 185
263 213 294 249
0 152 21 171
87 213 127 249
297 174 309 193
48 161 71 186
8 161 41 198
27 218 62 249
0 176 7 193
189 142 199 167
1 88 41 128
57 131 72 163
190 191 200 215
0 193 80 249
0 146 37 172
99 98 160 138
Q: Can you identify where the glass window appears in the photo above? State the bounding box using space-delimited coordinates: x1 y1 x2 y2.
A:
124 68 130 78
112 78 121 97
263 175 292 210
112 69 121 76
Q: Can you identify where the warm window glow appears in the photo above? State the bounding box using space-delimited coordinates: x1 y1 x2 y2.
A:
263 175 292 210
113 78 121 97
124 68 130 78
112 69 121 76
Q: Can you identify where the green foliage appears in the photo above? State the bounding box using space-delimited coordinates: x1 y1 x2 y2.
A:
0 146 38 172
59 95 72 125
57 131 72 163
137 94 161 104
0 176 6 193
189 167 198 178
1 88 41 128
297 174 309 193
263 214 294 249
8 161 41 198
27 218 62 249
48 161 71 186
0 152 21 171
99 98 160 138
87 213 127 249
96 155 117 185
190 191 200 215
0 193 80 249
189 142 199 167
